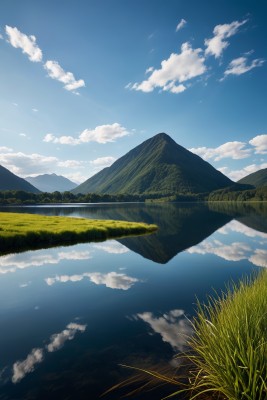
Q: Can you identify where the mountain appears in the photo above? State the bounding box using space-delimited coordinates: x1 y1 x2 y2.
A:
0 165 40 193
237 168 267 188
25 173 78 193
73 133 233 195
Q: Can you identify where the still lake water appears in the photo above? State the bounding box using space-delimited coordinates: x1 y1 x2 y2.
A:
0 202 266 399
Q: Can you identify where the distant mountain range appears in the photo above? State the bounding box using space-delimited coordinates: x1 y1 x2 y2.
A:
0 165 40 193
238 168 267 188
72 132 233 195
25 173 78 193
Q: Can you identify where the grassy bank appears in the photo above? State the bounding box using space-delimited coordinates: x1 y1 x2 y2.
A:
0 212 158 254
118 270 267 399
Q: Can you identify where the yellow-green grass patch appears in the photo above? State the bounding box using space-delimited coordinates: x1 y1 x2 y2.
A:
0 212 158 254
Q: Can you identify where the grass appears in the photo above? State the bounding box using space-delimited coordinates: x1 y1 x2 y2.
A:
0 212 158 254
185 269 267 400
113 270 267 400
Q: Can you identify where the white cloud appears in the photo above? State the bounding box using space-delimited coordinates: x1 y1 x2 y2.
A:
205 19 247 58
32 108 38 112
19 133 27 137
47 323 87 352
249 135 267 154
0 148 86 177
136 309 192 351
0 34 3 39
190 141 251 161
90 156 116 167
188 239 251 262
0 150 58 176
224 56 264 77
5 25 43 62
12 348 44 383
249 249 267 268
44 60 85 92
43 123 129 145
145 66 154 74
93 241 129 254
176 19 187 32
57 159 84 168
45 271 139 290
0 249 91 275
0 146 12 152
219 162 267 181
130 42 206 94
5 27 85 92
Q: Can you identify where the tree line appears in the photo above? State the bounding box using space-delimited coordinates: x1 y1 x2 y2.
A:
0 186 266 205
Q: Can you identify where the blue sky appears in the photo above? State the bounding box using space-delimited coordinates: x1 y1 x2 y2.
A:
0 0 266 183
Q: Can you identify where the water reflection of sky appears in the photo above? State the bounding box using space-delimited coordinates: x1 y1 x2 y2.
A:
0 206 266 399
187 220 267 268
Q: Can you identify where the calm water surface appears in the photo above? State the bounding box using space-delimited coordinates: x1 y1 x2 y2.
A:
0 203 266 399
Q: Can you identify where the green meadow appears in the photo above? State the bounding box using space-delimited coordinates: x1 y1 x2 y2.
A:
0 212 157 254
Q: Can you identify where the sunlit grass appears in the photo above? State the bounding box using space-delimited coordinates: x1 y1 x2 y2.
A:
185 269 267 400
0 212 158 254
111 270 267 399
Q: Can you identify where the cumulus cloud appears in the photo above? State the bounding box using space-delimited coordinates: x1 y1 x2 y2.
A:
93 241 129 254
224 56 264 77
44 60 85 92
249 134 267 154
205 19 247 58
0 146 12 152
5 25 43 62
188 239 251 262
0 249 91 275
90 156 116 167
190 141 251 161
47 323 87 352
4 26 85 93
129 42 206 94
136 309 192 351
176 19 187 32
45 271 139 290
12 348 44 383
0 150 58 176
0 148 86 177
218 162 267 181
43 123 129 145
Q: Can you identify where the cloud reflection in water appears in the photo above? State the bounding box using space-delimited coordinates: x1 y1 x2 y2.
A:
187 220 267 268
11 322 86 384
135 309 192 352
45 271 139 290
0 249 91 274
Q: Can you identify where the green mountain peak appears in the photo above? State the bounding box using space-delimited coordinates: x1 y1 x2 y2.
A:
73 133 233 195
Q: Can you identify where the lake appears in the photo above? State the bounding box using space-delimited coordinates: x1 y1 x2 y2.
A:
0 202 266 399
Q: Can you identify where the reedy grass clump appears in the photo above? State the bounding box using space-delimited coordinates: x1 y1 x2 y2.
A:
0 212 157 254
114 271 267 400
186 270 267 400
